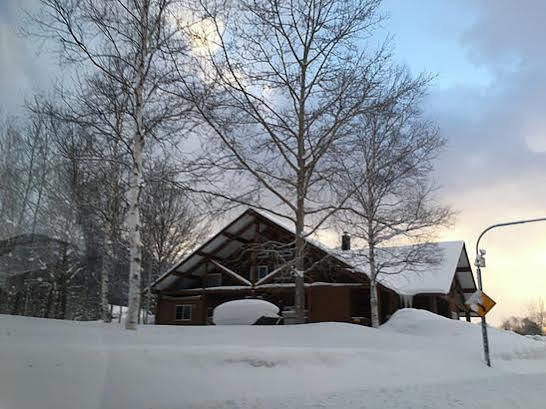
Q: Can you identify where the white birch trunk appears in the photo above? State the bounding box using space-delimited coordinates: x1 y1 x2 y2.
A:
367 137 381 328
370 278 380 328
125 0 148 331
144 265 151 324
368 215 380 328
294 55 307 324
125 133 144 330
100 243 110 323
294 195 306 324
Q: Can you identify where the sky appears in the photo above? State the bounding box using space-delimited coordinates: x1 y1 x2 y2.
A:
380 0 546 324
1 0 545 324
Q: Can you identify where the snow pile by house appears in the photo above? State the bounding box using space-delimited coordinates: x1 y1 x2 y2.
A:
213 299 279 325
527 335 546 342
1 309 545 409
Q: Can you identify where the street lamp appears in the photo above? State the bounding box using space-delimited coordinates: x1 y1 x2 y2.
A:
475 216 546 367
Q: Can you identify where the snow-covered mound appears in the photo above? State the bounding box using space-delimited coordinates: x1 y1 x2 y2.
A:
1 311 545 409
383 308 546 360
527 335 546 342
382 307 463 336
213 299 279 325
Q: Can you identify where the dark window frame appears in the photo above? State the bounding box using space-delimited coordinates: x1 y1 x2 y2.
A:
175 304 192 321
257 265 269 279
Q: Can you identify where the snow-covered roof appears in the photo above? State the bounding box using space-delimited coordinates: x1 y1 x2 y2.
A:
334 241 475 296
252 209 476 296
152 207 477 296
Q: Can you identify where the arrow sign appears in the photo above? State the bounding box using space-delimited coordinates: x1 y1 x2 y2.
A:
465 290 496 317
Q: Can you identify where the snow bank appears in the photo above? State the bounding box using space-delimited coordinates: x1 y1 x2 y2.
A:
527 335 546 342
383 308 546 361
213 299 279 325
1 310 545 409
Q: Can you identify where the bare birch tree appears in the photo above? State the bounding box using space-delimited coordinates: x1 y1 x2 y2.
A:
140 155 208 322
174 0 403 323
0 116 28 240
52 73 132 323
32 0 192 329
0 111 52 241
0 105 90 318
335 69 452 327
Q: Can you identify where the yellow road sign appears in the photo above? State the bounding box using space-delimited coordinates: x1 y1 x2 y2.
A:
465 290 496 317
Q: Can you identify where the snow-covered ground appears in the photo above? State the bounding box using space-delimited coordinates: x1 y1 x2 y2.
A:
1 309 545 409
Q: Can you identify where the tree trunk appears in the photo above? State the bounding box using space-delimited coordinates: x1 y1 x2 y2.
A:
125 0 148 331
17 135 38 231
368 232 380 328
370 279 380 328
294 198 306 324
56 279 67 319
100 245 111 323
125 138 144 330
23 283 31 316
144 263 151 324
31 131 48 235
44 283 54 318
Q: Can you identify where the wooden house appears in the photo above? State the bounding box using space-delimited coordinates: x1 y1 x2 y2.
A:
151 208 478 325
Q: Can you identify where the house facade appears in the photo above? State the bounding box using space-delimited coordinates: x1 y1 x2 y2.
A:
151 208 478 326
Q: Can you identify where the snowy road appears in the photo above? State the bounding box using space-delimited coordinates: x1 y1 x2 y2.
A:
186 374 546 409
1 310 545 409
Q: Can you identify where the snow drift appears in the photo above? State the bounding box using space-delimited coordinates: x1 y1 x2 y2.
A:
1 309 545 409
213 299 279 325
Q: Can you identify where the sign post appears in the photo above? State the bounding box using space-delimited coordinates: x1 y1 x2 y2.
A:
465 286 496 367
474 216 546 367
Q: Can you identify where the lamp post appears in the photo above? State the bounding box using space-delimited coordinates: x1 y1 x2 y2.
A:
475 216 546 367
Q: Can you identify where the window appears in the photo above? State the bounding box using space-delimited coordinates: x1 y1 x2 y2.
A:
204 273 222 287
257 265 269 279
175 304 192 321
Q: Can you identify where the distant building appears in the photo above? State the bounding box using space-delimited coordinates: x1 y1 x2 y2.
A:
151 208 478 325
0 234 89 319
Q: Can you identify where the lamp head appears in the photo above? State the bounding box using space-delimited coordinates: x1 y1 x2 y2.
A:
475 249 486 268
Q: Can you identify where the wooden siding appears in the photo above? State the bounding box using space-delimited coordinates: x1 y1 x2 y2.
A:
308 286 351 323
156 296 207 325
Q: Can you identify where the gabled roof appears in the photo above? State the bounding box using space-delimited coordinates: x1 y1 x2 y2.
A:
152 207 477 296
334 241 476 296
152 208 262 291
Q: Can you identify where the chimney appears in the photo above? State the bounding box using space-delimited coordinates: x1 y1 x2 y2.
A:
341 232 351 251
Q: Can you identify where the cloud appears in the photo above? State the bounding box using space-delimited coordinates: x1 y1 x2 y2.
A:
0 0 56 116
461 0 546 67
425 1 546 324
427 0 546 191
